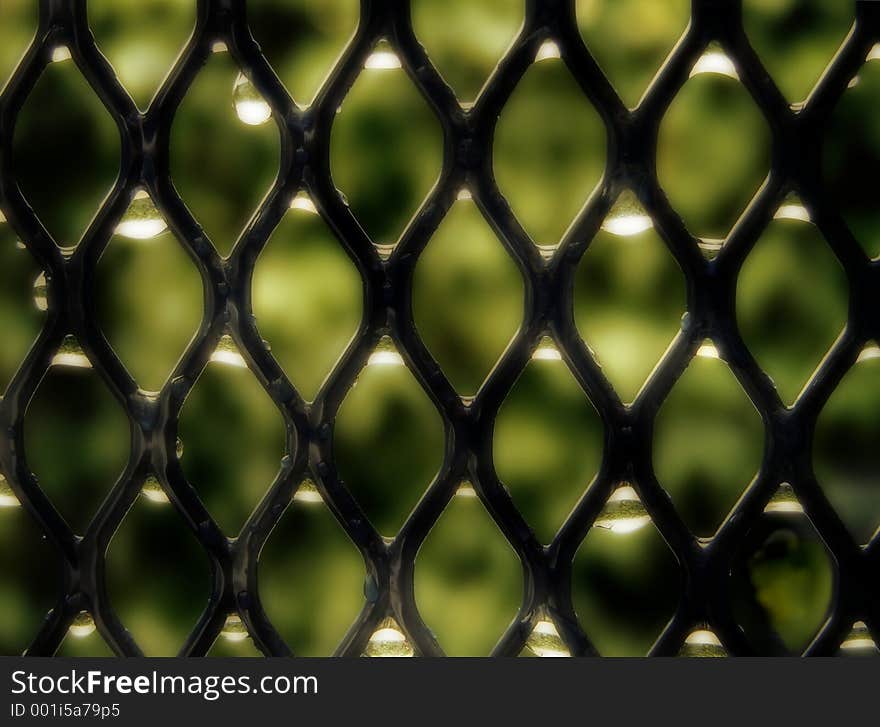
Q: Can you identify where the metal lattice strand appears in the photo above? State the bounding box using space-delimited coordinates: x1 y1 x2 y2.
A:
0 0 878 657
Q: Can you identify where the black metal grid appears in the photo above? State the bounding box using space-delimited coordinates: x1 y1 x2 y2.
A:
1 0 878 657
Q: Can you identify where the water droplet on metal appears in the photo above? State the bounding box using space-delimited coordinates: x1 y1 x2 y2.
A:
233 72 272 126
51 46 72 64
697 238 725 256
51 335 91 369
763 482 804 515
0 474 21 508
221 613 249 642
456 480 479 499
69 611 96 638
290 191 318 215
594 484 651 535
365 41 402 71
293 478 322 505
690 42 739 80
534 40 561 63
210 334 248 368
141 475 170 505
840 621 878 654
602 190 653 237
368 335 404 367
696 340 721 360
363 617 413 657
525 616 570 657
532 336 562 362
773 194 812 224
374 242 396 260
679 628 726 657
857 342 880 364
33 272 48 312
115 190 168 240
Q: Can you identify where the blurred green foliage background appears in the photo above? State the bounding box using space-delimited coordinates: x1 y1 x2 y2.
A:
0 0 877 658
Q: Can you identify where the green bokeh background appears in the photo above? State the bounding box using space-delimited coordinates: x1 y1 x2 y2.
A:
0 0 877 657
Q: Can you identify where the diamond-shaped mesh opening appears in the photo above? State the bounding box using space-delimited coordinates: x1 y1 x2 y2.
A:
247 0 359 108
653 350 764 538
106 496 211 656
493 49 606 249
577 0 690 109
574 210 685 404
737 214 848 406
414 490 522 656
177 355 288 536
814 347 880 546
89 0 196 110
24 364 130 536
251 196 363 402
730 505 835 655
413 198 524 396
0 497 57 655
657 60 771 241
824 51 880 260
259 489 365 656
13 56 119 249
743 0 853 104
95 203 204 392
1 0 878 657
572 498 680 656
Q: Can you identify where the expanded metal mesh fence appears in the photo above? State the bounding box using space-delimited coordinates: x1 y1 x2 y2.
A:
0 0 878 656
